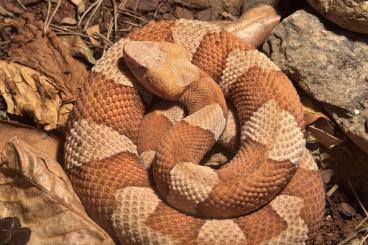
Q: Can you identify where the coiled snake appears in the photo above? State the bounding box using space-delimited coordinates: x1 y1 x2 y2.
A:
64 20 325 244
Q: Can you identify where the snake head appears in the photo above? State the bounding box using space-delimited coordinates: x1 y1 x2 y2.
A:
124 41 200 100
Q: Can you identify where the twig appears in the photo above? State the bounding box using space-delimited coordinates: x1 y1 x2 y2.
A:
16 0 27 10
121 20 142 28
154 2 165 18
118 0 128 9
120 10 147 23
221 11 237 21
112 0 118 35
105 18 114 50
326 184 339 197
83 0 104 31
95 33 113 47
43 0 62 34
360 233 368 245
50 24 90 38
348 180 368 217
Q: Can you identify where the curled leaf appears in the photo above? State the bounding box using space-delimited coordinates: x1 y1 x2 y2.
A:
0 138 114 244
60 35 96 64
0 61 63 130
0 120 62 160
307 125 343 149
301 95 331 126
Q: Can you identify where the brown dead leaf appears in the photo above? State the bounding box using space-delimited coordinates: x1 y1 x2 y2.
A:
86 24 100 45
69 0 86 14
60 35 96 64
0 120 62 161
0 138 114 244
0 61 72 130
301 95 331 126
220 5 280 47
1 13 88 106
0 5 15 17
60 17 78 25
308 125 343 149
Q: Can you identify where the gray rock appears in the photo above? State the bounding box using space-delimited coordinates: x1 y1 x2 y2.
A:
262 10 368 154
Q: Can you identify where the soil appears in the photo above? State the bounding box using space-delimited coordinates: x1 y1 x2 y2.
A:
0 0 367 244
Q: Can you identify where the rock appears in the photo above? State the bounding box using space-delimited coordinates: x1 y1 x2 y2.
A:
337 203 356 217
174 7 194 20
182 0 243 16
306 0 368 34
162 13 176 20
262 10 368 154
195 8 219 21
157 2 171 14
138 0 159 12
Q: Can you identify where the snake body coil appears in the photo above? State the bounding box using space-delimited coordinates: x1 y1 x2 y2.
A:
64 20 325 244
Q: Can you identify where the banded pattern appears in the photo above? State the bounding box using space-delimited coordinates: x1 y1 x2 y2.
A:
64 20 325 244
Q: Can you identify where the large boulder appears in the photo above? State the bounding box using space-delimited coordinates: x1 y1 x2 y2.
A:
262 9 368 154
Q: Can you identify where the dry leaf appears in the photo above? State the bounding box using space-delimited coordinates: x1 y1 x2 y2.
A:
0 120 62 161
60 35 97 65
308 125 343 149
0 5 15 17
1 13 88 106
0 138 114 244
69 0 86 13
86 24 100 45
220 5 280 47
0 61 67 130
0 14 88 129
301 95 331 126
60 17 78 25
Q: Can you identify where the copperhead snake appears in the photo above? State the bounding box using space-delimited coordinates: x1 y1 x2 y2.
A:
64 20 325 244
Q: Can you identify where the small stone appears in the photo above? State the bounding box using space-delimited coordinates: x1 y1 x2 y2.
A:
320 169 334 184
157 2 171 14
175 7 194 20
354 109 360 115
162 13 176 20
195 8 219 21
337 203 356 217
138 0 159 12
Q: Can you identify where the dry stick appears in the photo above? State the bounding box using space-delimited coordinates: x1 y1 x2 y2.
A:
43 0 52 32
154 2 165 18
50 24 90 39
83 0 104 31
121 10 147 23
16 0 27 10
361 233 368 245
121 20 142 28
43 0 62 34
78 0 101 27
105 18 114 51
96 32 113 47
111 0 118 35
118 0 128 10
348 180 368 217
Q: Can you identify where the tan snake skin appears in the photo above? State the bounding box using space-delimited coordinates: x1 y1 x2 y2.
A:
64 20 325 244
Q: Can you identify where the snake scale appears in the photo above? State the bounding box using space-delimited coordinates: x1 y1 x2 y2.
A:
64 19 325 244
